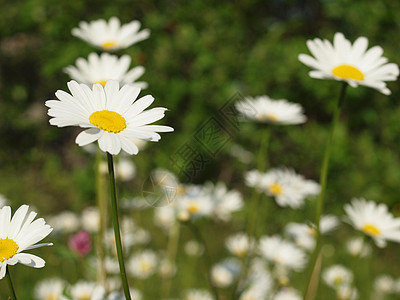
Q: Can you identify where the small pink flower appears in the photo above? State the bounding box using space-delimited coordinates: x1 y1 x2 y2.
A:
68 230 92 256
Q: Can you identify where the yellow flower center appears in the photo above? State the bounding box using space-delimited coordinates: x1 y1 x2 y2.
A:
188 203 199 214
258 114 279 122
78 294 91 300
268 183 283 195
0 238 19 262
45 295 58 300
332 64 364 81
140 261 152 273
89 110 126 133
95 80 108 86
101 41 118 50
362 224 381 236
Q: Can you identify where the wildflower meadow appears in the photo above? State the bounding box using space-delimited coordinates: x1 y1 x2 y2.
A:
2 1 400 299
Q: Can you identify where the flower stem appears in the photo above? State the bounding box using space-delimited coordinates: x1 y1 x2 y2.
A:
107 153 131 300
6 267 17 300
304 82 348 300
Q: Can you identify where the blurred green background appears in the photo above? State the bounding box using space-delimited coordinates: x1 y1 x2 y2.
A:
1 0 400 299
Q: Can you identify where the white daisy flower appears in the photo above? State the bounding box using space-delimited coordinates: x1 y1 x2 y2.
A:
240 258 272 300
207 182 244 221
183 289 214 300
184 240 204 257
64 53 147 89
345 237 372 257
127 250 158 279
47 210 80 234
46 80 173 155
35 278 68 300
259 235 307 272
344 198 400 247
236 96 307 125
225 232 254 258
273 287 302 300
106 289 142 300
72 17 150 51
211 258 240 288
176 185 214 219
374 274 395 294
0 205 53 279
81 207 100 233
248 168 320 208
299 32 399 95
70 281 105 300
322 264 353 289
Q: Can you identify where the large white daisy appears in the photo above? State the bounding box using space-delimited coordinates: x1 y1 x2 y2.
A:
64 52 147 89
235 96 306 125
0 205 53 279
45 80 174 155
344 198 400 247
72 17 150 51
299 32 399 95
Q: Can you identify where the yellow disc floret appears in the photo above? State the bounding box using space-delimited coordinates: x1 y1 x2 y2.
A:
101 41 118 50
89 110 126 133
0 238 19 262
258 114 279 122
362 224 381 237
268 182 283 196
95 80 108 86
332 64 364 81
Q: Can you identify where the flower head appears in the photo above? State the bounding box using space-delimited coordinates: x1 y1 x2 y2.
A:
35 278 68 300
299 32 399 95
46 80 173 155
236 96 306 125
72 17 150 51
64 53 147 89
128 250 158 279
323 264 353 289
0 205 53 279
344 198 400 247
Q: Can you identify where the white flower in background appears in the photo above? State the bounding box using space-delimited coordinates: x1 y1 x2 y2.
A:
207 182 244 221
104 256 120 274
72 17 150 51
344 198 400 247
158 258 177 278
323 265 353 289
252 168 320 208
48 210 80 234
128 250 158 279
0 205 53 279
337 284 359 300
240 258 272 300
0 194 8 208
177 185 214 219
346 237 372 257
81 207 100 233
106 289 142 300
184 240 204 257
153 205 176 230
299 32 399 95
64 53 147 89
35 278 68 300
273 288 302 300
229 144 254 164
183 289 214 300
225 232 254 258
116 158 136 181
70 281 105 300
46 80 173 155
244 169 263 188
211 258 240 288
236 96 307 125
259 235 307 272
374 274 395 294
285 215 339 250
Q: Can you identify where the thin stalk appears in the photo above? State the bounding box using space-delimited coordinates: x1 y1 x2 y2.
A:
304 82 348 300
6 267 17 300
107 153 131 300
187 221 219 300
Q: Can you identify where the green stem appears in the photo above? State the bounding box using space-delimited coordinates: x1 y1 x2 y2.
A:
107 153 132 300
256 128 270 173
304 82 348 300
6 267 17 300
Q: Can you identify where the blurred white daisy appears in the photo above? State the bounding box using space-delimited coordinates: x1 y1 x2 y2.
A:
0 205 53 279
344 198 400 247
80 207 100 233
240 258 272 300
184 240 204 257
176 185 214 219
72 17 150 51
273 287 302 300
374 274 395 294
64 53 147 89
259 235 307 272
183 289 214 300
247 168 320 208
345 237 372 257
336 284 359 300
35 278 68 300
225 232 254 258
299 32 399 95
236 96 306 125
207 182 244 221
211 258 240 288
322 264 353 289
46 80 173 155
127 250 158 279
48 210 80 234
158 258 177 278
70 281 105 300
106 289 142 300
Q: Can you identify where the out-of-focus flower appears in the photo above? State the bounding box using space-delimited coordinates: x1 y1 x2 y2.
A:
344 198 400 247
239 258 272 300
81 207 100 233
184 240 204 257
225 232 254 258
375 274 395 295
208 182 243 221
154 206 176 231
70 281 105 300
106 289 142 300
337 284 358 300
48 210 80 234
127 250 158 279
72 17 150 51
0 205 53 279
299 32 399 95
64 53 147 89
323 265 353 289
229 144 254 164
158 258 177 278
68 230 92 256
246 168 320 209
345 237 372 257
46 80 173 155
35 278 68 300
211 258 240 288
259 235 307 272
183 289 214 300
236 96 306 125
177 185 214 219
273 288 302 300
